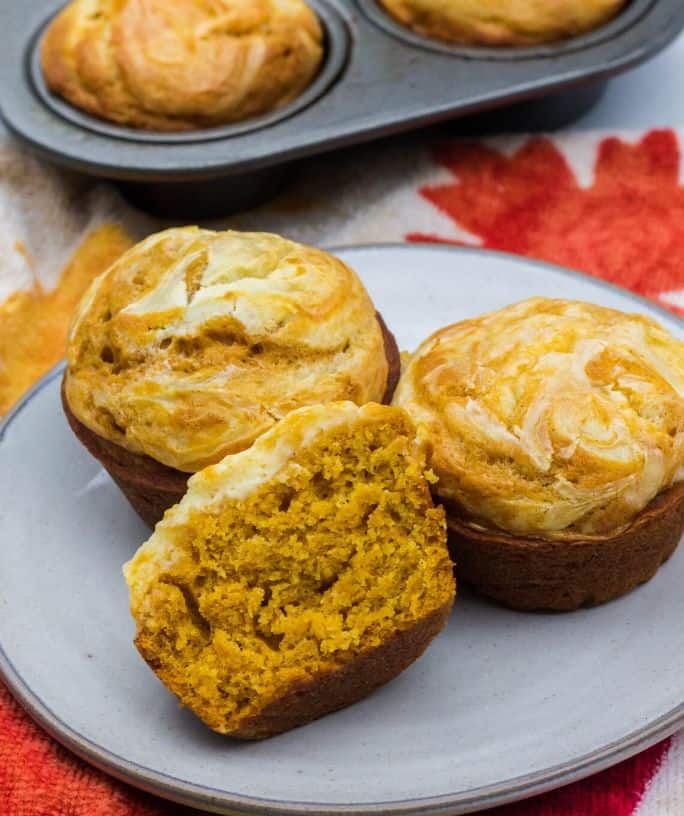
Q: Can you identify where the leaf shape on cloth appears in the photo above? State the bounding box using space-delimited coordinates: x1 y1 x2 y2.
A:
410 129 684 307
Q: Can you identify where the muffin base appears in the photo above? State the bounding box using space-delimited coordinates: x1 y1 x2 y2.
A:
445 483 684 612
137 601 452 739
62 313 401 527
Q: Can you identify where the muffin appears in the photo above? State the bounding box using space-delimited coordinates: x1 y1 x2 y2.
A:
378 0 627 46
124 402 455 738
41 0 324 131
63 228 400 526
394 298 684 611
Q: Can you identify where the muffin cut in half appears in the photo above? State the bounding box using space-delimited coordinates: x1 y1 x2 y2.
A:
378 0 627 46
41 0 324 131
395 298 684 611
124 402 455 738
63 228 400 526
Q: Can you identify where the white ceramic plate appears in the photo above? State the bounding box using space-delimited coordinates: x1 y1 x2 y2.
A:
2 245 684 816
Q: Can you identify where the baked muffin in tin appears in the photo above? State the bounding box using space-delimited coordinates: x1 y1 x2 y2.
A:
41 0 324 131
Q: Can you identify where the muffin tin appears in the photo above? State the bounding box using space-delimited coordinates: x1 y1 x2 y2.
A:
1 0 683 218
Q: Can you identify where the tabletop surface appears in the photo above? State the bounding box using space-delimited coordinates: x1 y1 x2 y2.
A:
578 29 684 127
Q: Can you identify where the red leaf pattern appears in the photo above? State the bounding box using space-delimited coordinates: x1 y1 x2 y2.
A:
410 130 684 305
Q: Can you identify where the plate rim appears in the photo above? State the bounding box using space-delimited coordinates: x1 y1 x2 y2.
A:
1 243 683 816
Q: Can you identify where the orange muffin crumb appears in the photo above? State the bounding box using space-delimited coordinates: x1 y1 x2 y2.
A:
124 403 455 738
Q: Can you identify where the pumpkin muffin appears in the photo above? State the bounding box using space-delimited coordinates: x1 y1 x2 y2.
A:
395 298 684 611
124 402 455 738
41 0 324 131
63 228 400 525
378 0 627 46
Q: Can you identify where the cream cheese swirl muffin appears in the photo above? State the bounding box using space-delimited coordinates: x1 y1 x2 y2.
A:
396 298 684 538
41 0 324 131
395 298 684 610
63 228 400 525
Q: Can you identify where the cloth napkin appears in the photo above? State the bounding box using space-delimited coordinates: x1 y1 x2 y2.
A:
1 126 684 816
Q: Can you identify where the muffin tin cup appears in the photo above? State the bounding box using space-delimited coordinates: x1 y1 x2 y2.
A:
117 164 297 220
1 0 684 218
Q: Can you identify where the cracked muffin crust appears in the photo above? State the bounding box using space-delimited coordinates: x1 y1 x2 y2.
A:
41 0 324 131
377 0 627 46
124 402 455 738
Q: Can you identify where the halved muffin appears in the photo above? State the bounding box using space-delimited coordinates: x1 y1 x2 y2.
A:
378 0 626 46
63 228 400 526
41 0 324 131
124 402 455 738
395 298 684 611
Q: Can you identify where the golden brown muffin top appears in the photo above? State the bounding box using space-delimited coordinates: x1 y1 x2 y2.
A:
41 0 324 131
394 298 684 538
65 228 388 472
124 402 454 735
378 0 626 46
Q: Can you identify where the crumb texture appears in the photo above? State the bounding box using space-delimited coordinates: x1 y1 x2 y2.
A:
395 298 684 538
124 403 454 736
379 0 626 46
65 228 388 471
41 0 323 131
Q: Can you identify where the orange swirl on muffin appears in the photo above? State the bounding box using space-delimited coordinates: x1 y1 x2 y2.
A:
41 0 324 131
378 0 627 46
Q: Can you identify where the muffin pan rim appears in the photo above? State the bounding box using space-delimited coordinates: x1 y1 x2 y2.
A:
28 0 351 146
357 0 654 61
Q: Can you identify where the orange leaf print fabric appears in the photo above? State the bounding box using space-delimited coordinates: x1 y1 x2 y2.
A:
410 129 684 305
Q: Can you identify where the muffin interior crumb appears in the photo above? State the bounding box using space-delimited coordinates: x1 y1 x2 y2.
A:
131 418 452 733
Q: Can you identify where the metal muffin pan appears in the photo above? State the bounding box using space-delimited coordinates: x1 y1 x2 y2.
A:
1 0 683 217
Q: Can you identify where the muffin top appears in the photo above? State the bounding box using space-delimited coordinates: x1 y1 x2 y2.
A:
65 228 389 472
124 401 453 736
41 0 323 131
378 0 626 46
395 298 684 539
